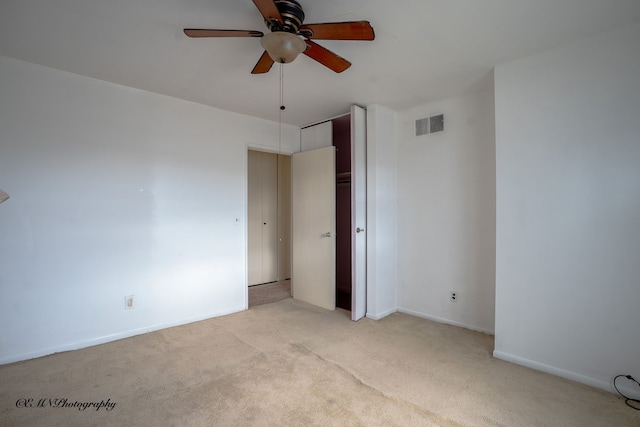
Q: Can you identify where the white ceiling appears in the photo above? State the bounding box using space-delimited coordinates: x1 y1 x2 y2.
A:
1 0 639 126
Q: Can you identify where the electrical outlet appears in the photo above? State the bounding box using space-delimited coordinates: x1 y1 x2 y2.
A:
450 291 458 302
125 295 135 310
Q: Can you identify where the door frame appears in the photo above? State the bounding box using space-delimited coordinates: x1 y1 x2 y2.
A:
245 146 293 308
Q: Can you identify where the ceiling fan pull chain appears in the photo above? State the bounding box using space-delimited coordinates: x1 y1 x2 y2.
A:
280 62 285 111
278 62 284 155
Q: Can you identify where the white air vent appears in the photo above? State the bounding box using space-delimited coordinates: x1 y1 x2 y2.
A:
415 114 445 136
415 117 429 136
430 114 444 133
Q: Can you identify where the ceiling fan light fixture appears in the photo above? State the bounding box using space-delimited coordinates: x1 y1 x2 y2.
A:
261 31 306 63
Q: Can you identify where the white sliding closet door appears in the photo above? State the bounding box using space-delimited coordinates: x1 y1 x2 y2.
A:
351 105 367 321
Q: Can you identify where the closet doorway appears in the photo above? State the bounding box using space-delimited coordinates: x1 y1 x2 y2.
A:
296 105 367 320
333 115 353 311
247 150 291 306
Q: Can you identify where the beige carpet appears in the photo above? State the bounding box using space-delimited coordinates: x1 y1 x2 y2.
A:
1 298 638 426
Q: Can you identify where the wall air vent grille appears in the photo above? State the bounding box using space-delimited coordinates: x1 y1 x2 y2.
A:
415 117 429 136
415 114 444 137
430 114 444 133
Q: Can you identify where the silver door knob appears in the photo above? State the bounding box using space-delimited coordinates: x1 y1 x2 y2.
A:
356 227 365 233
322 232 333 238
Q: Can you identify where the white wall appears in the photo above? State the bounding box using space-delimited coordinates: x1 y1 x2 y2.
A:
365 105 398 320
494 23 640 391
396 89 496 333
0 55 299 364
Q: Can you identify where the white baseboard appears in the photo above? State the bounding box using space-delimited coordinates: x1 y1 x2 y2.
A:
0 305 246 365
366 307 397 320
397 307 495 335
493 350 614 393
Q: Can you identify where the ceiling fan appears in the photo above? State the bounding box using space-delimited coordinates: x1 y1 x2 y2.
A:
184 0 375 74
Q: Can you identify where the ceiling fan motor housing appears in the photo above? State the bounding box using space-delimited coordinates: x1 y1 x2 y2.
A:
270 0 305 33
